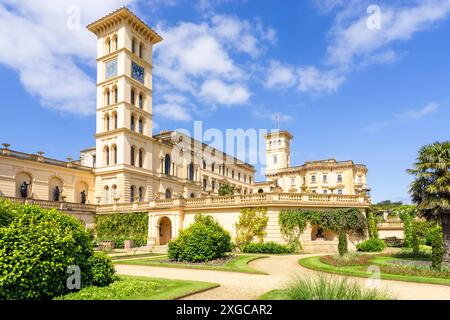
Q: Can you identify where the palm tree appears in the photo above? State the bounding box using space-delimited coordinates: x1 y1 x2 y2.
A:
408 141 450 261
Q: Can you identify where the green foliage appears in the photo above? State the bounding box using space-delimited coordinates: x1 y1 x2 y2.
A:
86 252 116 287
95 212 148 248
383 237 404 248
234 207 268 249
366 209 379 239
397 206 416 247
357 238 386 252
372 200 404 212
241 242 294 254
338 232 348 256
432 232 444 271
56 278 159 300
168 215 232 263
284 275 391 300
411 230 420 255
0 200 114 300
279 208 367 253
320 254 371 267
218 184 235 196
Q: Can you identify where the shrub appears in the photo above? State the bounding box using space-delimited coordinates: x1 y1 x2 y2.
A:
234 207 268 249
85 252 116 287
0 201 114 300
241 242 294 254
366 209 379 239
285 275 391 300
168 215 232 263
95 212 148 248
357 238 386 252
338 232 348 256
320 254 371 267
384 237 404 248
431 232 444 271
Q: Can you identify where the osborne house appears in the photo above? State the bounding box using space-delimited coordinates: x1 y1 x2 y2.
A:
0 8 371 253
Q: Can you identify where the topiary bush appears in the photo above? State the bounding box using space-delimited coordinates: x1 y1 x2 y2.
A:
431 231 444 271
338 232 348 256
0 200 115 300
241 242 294 254
168 214 232 263
357 238 387 252
85 252 116 287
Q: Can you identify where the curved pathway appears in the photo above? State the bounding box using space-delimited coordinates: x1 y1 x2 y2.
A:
115 254 450 300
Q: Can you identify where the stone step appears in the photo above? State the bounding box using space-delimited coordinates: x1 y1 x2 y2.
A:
152 245 169 254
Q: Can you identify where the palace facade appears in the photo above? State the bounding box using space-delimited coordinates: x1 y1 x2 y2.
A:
0 8 371 252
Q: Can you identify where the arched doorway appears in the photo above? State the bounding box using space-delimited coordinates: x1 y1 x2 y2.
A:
158 217 172 245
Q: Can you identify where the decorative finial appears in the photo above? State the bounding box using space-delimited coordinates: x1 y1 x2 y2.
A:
67 156 73 162
273 113 280 130
36 151 45 156
2 143 10 149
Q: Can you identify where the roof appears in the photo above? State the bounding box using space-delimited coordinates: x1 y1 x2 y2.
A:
87 7 163 44
264 130 293 140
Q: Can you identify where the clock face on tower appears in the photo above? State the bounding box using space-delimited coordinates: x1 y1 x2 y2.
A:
105 59 118 80
131 62 145 84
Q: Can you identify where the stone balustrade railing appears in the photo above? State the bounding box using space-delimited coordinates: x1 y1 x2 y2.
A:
96 192 370 213
0 196 96 212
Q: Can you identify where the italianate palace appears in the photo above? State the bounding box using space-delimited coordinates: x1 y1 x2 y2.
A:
0 8 370 252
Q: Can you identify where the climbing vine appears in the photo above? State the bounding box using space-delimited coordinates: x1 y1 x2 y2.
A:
235 207 269 248
279 208 367 254
366 208 379 239
394 205 416 247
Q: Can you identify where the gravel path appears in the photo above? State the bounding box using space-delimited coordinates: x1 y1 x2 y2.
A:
115 254 450 300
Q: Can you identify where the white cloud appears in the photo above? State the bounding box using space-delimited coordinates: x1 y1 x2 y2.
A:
0 0 137 115
297 66 345 94
363 102 439 131
264 60 297 88
199 79 250 105
154 103 192 122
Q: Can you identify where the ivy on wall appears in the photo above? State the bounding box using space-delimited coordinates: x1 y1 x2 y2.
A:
394 205 416 247
366 209 379 239
234 207 268 248
95 212 148 248
279 208 368 254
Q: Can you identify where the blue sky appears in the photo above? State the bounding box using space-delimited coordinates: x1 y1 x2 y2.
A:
0 0 449 203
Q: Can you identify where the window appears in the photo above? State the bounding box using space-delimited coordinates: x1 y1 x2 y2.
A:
202 160 207 170
244 175 247 183
105 59 117 80
105 114 110 131
132 38 136 54
249 177 252 184
303 177 306 184
130 146 136 166
131 89 135 105
211 163 215 172
311 175 316 184
203 178 207 191
104 186 110 204
323 175 328 183
337 174 343 183
138 118 143 134
188 162 195 181
212 181 216 192
111 145 117 165
165 189 172 199
114 87 118 104
130 186 136 202
291 178 296 187
238 172 241 181
106 90 111 105
139 149 144 168
232 170 235 179
164 154 171 175
338 189 343 195
139 43 144 59
273 155 278 165
323 190 328 194
104 146 110 166
130 115 135 131
111 185 117 199
357 176 363 184
113 113 118 129
138 94 143 109
139 187 144 202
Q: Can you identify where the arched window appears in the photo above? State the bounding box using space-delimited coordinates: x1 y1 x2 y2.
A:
138 94 143 109
132 38 136 54
131 89 135 105
104 186 110 204
139 187 144 202
211 163 215 172
188 162 195 181
105 114 110 131
139 148 144 168
190 193 196 198
138 118 143 134
130 185 136 202
112 185 117 200
258 189 264 194
113 35 118 51
111 145 117 165
106 89 111 105
112 112 118 129
165 188 172 199
130 146 136 166
106 38 111 54
203 178 207 191
164 154 171 175
139 43 144 59
130 115 135 131
104 146 110 166
114 87 118 104
202 160 207 170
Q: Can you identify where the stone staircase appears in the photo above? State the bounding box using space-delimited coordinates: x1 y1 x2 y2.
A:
152 245 169 254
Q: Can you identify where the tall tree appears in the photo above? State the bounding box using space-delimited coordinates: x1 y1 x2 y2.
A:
408 141 450 261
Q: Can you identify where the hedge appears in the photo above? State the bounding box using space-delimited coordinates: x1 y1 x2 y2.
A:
241 242 294 254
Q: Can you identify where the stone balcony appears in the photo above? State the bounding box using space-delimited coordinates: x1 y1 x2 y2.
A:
0 196 97 212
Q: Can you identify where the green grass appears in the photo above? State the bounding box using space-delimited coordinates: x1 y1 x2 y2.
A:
115 254 268 274
259 275 392 300
299 255 450 286
56 276 219 300
110 253 164 261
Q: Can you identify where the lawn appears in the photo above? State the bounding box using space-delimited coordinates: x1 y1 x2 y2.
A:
299 255 450 286
115 254 268 274
56 275 219 300
109 253 165 261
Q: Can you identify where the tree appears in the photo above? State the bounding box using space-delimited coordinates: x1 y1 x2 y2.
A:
218 184 235 196
235 207 268 249
408 141 450 262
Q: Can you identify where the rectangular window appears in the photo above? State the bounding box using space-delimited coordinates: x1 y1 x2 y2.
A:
323 175 328 183
337 174 343 183
291 178 296 187
105 59 118 80
338 189 343 195
273 155 278 165
323 190 328 194
311 175 316 184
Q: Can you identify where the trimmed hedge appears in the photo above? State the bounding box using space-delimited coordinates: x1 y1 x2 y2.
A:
241 242 294 254
0 200 115 300
357 238 386 252
168 215 232 263
95 212 148 248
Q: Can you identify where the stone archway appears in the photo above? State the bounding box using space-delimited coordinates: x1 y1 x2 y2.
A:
158 216 172 245
311 225 336 241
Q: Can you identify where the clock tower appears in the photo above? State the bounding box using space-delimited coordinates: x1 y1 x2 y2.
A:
88 7 162 204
